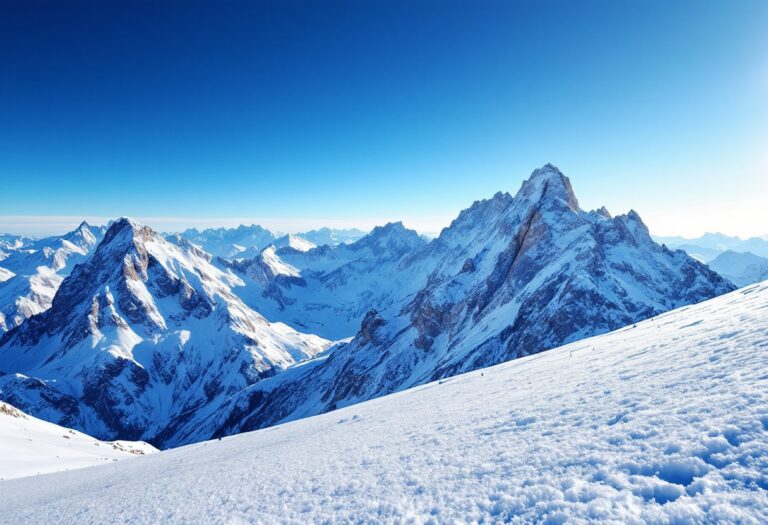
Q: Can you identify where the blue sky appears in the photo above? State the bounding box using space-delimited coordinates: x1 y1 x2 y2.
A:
1 0 766 237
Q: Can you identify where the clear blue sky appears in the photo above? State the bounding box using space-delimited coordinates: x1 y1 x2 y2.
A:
1 0 766 237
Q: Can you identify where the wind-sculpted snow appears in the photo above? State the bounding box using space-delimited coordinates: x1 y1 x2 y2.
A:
0 218 330 443
167 165 733 445
0 401 156 480
2 282 766 523
0 222 103 331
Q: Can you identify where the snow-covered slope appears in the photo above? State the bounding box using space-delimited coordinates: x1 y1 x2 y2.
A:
271 233 316 252
0 218 330 444
220 222 428 339
0 222 104 331
709 250 768 287
0 401 156 480
2 281 766 523
166 165 733 445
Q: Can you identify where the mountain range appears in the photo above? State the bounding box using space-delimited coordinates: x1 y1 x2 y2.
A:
0 222 104 332
709 250 768 287
4 276 765 522
654 232 768 261
161 164 734 445
0 219 330 441
178 225 366 259
0 164 733 448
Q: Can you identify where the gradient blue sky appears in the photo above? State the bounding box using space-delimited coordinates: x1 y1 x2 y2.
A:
1 0 766 237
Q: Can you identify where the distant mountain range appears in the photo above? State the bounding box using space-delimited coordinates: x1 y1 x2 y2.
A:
653 232 768 286
709 250 768 287
654 232 768 261
0 165 738 448
178 226 367 259
0 222 105 332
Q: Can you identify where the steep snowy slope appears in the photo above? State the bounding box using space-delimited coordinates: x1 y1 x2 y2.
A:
709 251 768 287
0 222 104 331
0 219 330 443
0 401 156 480
271 233 316 252
3 281 766 523
165 165 733 444
221 222 428 339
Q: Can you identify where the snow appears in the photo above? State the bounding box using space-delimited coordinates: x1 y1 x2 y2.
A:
272 234 316 252
0 222 103 331
260 245 301 277
0 401 156 480
2 281 766 523
0 219 331 444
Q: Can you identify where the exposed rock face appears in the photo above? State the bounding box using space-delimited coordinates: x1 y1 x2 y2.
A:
164 164 734 447
0 218 330 444
0 165 737 449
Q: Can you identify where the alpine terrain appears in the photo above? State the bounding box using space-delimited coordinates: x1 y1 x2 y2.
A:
161 164 734 446
2 280 765 523
0 218 330 443
0 222 104 332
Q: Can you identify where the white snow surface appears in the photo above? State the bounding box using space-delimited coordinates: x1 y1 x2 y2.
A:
2 281 767 523
0 401 156 480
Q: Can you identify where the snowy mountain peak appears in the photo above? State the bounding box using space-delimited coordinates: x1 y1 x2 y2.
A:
0 218 330 442
517 163 579 211
354 221 425 254
272 234 316 252
596 206 612 219
59 221 101 249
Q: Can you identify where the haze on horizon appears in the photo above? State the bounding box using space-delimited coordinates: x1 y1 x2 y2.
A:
1 1 766 238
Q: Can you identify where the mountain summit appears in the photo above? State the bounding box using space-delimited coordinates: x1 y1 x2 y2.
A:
0 218 330 442
162 165 734 445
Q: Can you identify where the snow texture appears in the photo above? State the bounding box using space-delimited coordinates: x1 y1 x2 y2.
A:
0 401 156 480
1 281 766 523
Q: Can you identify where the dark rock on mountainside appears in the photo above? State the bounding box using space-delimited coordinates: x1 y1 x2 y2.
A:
162 164 734 446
